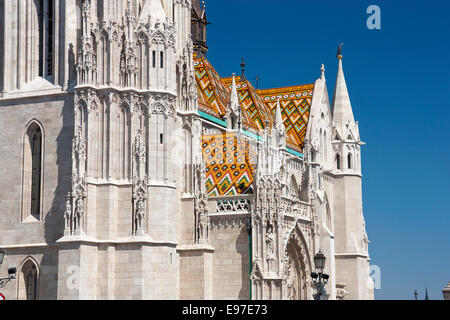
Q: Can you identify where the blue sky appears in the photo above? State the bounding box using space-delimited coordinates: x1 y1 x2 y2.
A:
204 0 450 299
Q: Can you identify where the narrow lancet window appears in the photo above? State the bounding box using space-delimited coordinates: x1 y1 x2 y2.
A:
24 122 44 221
30 126 42 218
36 0 54 77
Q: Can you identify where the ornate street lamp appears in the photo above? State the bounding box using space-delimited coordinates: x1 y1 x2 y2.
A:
314 250 326 271
311 250 330 300
0 249 16 289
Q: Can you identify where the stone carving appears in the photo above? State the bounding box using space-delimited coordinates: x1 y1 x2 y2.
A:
64 194 72 233
133 129 146 162
336 283 349 300
132 178 147 235
265 224 275 257
73 126 86 163
195 193 209 244
216 198 250 213
64 173 87 236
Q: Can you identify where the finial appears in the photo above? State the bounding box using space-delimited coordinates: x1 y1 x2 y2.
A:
202 1 206 9
255 76 260 89
337 42 344 60
240 58 246 79
320 64 325 79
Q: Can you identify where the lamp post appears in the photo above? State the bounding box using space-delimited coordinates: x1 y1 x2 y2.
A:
310 250 329 300
0 248 16 289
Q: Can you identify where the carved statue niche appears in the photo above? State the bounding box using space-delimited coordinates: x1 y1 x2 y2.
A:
132 179 147 236
133 129 147 178
195 193 210 244
265 223 275 258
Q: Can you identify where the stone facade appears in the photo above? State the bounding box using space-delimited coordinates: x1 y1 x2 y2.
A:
0 0 373 300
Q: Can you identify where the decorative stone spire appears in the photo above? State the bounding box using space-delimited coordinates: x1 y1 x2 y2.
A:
228 73 242 130
125 0 135 41
230 73 239 113
332 49 355 136
275 99 285 135
272 99 286 150
425 286 430 300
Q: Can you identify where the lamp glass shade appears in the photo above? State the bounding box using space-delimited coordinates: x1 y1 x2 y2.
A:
0 249 5 265
314 250 326 270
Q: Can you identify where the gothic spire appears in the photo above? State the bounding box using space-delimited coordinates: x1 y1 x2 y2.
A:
425 287 430 300
275 99 285 135
229 73 242 130
332 47 355 136
230 73 239 112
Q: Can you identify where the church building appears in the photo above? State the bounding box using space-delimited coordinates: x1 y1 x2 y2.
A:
0 0 373 300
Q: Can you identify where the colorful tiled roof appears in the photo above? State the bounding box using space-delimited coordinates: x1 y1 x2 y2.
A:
202 133 257 197
194 55 229 119
257 84 314 151
196 57 315 196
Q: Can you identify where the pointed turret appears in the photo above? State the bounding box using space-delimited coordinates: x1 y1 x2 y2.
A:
330 46 371 300
227 73 241 130
332 54 355 137
230 74 239 113
275 99 285 135
272 99 286 149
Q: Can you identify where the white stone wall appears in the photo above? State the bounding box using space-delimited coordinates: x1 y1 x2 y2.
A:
210 223 250 300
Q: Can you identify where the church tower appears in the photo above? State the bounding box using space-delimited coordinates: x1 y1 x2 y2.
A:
56 0 194 300
331 50 372 299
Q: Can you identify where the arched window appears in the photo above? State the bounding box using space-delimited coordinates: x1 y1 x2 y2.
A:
336 154 340 170
347 153 352 169
18 258 39 300
31 126 42 217
23 122 44 221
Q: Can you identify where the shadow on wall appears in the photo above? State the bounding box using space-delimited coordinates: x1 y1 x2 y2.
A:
44 95 73 244
68 43 77 90
41 95 74 299
237 227 250 300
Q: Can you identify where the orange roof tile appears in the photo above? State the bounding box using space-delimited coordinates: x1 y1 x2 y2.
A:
257 84 314 151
